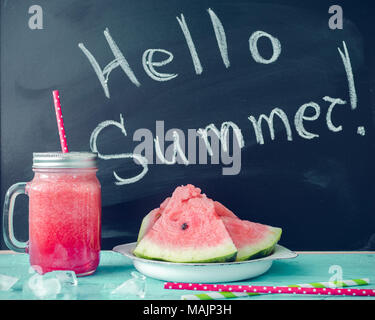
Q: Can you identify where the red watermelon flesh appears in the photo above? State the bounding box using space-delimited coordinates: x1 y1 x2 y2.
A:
136 194 239 244
213 201 239 219
133 185 238 262
136 197 170 242
221 216 282 261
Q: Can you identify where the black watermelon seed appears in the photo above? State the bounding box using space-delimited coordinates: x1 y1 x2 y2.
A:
181 223 188 230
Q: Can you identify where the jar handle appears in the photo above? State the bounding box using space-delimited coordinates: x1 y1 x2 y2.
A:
2 182 28 252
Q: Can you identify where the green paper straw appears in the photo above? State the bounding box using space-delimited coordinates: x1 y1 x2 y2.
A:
181 278 370 300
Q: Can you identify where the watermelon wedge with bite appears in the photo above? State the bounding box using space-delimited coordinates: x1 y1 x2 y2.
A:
133 185 238 263
221 216 282 261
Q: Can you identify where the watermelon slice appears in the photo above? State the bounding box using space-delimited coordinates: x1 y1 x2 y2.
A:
133 184 282 263
221 216 282 261
133 185 238 263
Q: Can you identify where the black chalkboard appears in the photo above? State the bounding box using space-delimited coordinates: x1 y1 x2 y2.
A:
1 0 375 251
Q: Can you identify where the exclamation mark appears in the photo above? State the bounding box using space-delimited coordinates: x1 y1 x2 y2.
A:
338 41 365 136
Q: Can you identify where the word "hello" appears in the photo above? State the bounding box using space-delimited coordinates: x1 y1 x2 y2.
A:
78 8 281 98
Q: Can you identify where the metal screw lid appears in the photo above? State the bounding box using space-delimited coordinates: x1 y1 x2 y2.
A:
32 152 98 169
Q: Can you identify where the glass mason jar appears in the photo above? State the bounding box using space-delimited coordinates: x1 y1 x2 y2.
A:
3 152 101 276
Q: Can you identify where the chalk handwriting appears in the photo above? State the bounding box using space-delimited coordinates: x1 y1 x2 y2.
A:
142 49 178 81
79 9 282 98
249 31 281 64
89 114 148 185
357 126 366 136
176 13 203 75
197 122 244 156
248 108 292 144
294 102 320 140
323 96 346 132
338 41 357 110
82 9 362 185
207 8 230 68
154 130 189 165
78 28 140 99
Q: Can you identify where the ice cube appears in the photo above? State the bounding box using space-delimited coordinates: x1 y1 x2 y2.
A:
23 273 61 299
50 271 78 286
0 274 18 291
23 270 78 300
111 271 146 299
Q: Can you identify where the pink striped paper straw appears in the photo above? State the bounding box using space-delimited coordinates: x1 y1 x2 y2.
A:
164 282 375 297
52 90 69 153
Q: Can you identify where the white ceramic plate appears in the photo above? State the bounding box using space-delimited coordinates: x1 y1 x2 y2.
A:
113 242 298 283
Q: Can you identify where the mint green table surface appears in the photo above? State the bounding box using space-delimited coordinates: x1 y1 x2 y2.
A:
0 251 374 300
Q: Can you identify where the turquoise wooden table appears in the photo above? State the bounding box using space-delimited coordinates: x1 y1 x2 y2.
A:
0 250 374 300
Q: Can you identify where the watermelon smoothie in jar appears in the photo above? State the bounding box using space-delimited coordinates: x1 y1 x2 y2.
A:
3 152 101 276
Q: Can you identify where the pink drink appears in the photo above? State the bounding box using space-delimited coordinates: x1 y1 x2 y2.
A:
27 168 101 275
3 152 102 276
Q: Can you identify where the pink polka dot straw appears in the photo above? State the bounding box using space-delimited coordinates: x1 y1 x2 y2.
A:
164 280 375 297
52 90 69 153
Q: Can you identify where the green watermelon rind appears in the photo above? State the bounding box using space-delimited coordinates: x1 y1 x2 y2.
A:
135 223 282 263
133 237 238 263
133 250 237 263
235 227 282 261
